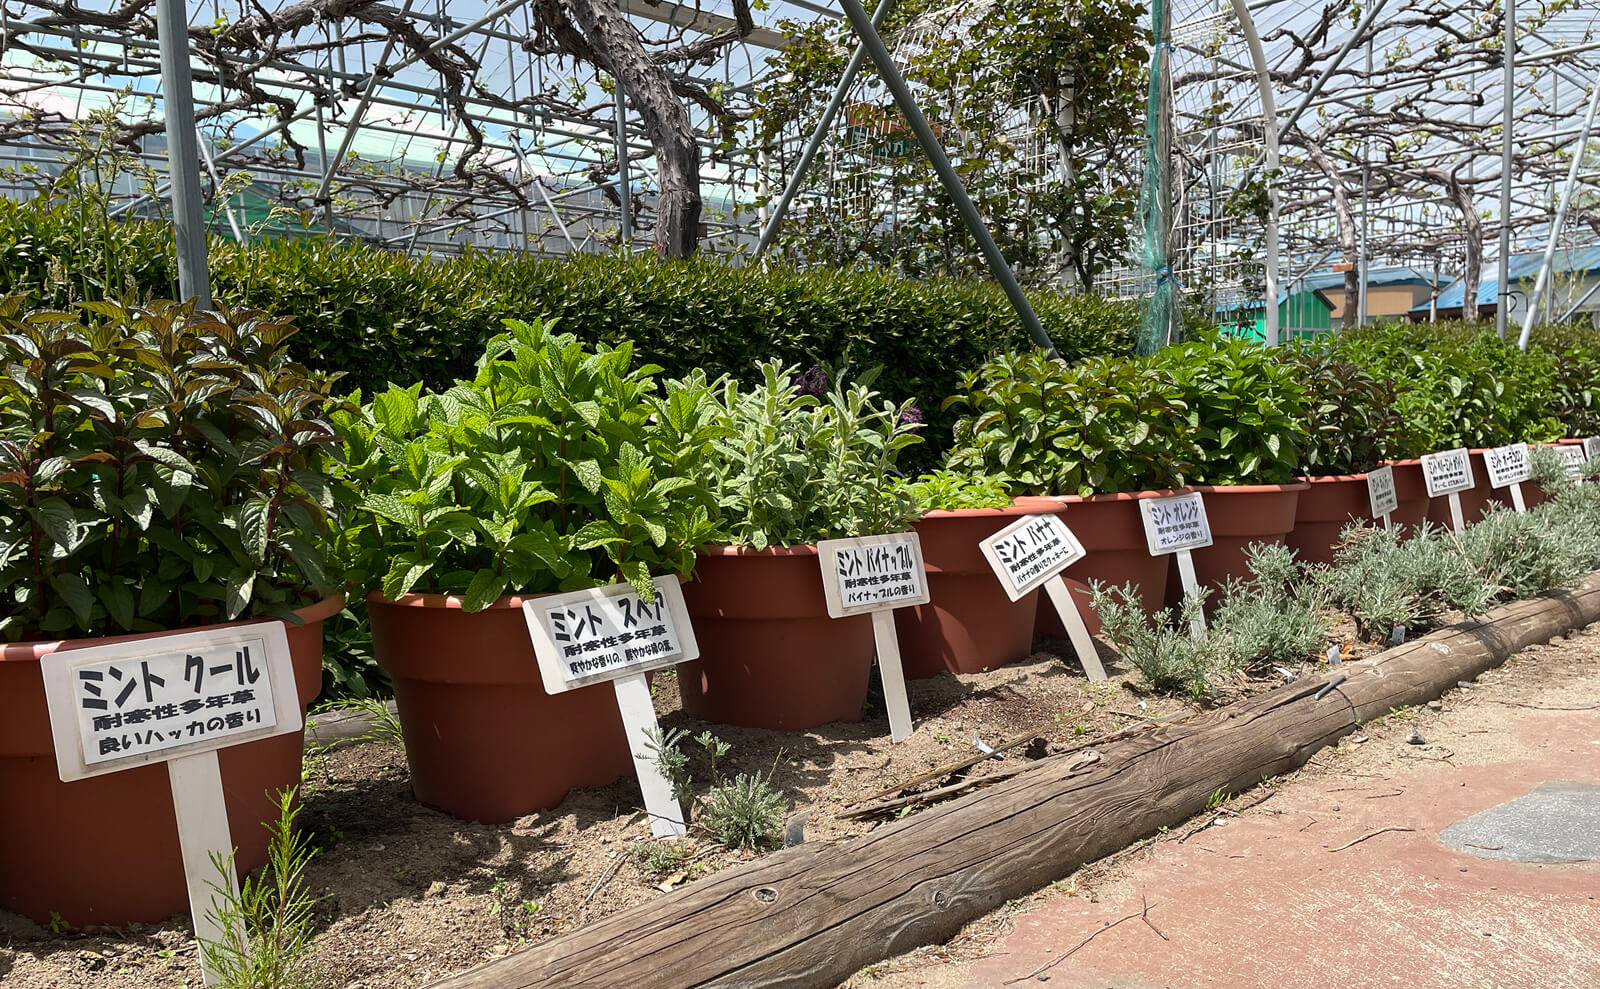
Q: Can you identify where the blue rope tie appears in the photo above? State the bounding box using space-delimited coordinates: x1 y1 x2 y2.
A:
1155 264 1187 291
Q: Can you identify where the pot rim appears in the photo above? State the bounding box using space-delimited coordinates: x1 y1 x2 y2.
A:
1297 472 1369 484
1012 487 1192 505
1 593 347 663
366 588 553 610
695 543 824 557
1181 481 1311 494
915 502 1037 520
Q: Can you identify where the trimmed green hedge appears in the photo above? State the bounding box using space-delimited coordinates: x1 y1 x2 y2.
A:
1 200 1139 462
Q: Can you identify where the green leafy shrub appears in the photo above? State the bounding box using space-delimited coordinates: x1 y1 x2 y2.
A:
894 470 1012 512
1152 332 1309 484
944 349 1194 496
700 772 788 851
0 298 345 640
5 199 1140 465
705 362 922 549
334 317 721 607
1282 345 1407 474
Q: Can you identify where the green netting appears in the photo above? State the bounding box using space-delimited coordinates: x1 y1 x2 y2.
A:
1135 0 1178 356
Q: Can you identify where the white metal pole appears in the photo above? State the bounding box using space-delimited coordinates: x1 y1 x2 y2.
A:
1517 71 1600 348
1230 0 1279 346
1497 0 1516 339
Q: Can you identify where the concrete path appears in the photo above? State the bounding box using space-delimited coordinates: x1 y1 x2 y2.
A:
852 625 1600 989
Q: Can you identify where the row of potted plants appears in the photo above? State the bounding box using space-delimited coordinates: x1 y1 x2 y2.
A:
1 302 1589 927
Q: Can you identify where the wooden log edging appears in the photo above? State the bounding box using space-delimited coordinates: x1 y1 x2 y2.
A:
430 575 1600 989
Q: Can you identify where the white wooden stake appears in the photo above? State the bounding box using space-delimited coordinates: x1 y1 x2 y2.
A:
1381 511 1393 530
1509 481 1527 513
1042 575 1106 681
1447 491 1466 533
612 672 686 838
871 611 914 743
167 751 239 987
1174 548 1207 640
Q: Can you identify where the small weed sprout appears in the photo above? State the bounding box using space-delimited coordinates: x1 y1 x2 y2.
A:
201 788 323 989
630 839 690 876
701 772 787 851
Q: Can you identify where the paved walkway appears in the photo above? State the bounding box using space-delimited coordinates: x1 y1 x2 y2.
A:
857 627 1600 989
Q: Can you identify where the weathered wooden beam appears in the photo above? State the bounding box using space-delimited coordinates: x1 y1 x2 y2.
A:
429 574 1600 989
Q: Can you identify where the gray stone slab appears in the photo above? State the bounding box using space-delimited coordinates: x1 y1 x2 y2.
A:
1440 781 1600 863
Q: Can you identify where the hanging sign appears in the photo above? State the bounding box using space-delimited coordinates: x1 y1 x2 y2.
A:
1555 444 1588 481
1421 448 1474 497
1366 465 1398 525
1139 492 1210 640
41 622 302 987
818 532 930 742
979 514 1104 680
524 578 697 838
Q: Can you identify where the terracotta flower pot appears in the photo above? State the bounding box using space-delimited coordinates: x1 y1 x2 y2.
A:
0 595 341 927
1177 482 1309 600
368 591 634 825
678 545 874 730
1285 474 1375 565
1385 459 1433 532
1013 491 1180 636
893 505 1041 678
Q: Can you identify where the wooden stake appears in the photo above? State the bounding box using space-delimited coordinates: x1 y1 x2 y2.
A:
1447 491 1466 533
167 751 238 987
871 611 914 742
1042 576 1106 681
613 672 686 838
1509 482 1527 513
1380 511 1392 530
1174 548 1207 640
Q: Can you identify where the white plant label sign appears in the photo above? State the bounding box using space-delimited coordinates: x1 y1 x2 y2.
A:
1585 437 1600 461
1139 491 1213 555
1366 465 1398 519
979 514 1086 602
979 515 1105 681
1421 448 1474 497
818 532 930 742
40 622 302 988
819 532 930 617
1555 444 1588 481
523 578 697 695
1482 443 1531 489
523 578 698 838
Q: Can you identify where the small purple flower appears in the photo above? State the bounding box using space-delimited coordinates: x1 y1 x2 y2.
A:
794 364 830 397
900 405 925 428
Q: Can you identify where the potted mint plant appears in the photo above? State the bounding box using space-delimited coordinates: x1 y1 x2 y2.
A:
889 471 1041 678
335 318 719 823
0 298 346 927
678 362 922 730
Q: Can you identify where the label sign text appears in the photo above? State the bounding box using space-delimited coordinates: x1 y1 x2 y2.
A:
1366 465 1398 518
1482 442 1531 489
980 514 1087 602
1421 448 1475 498
818 532 930 618
1555 444 1588 481
1140 491 1213 555
41 623 300 782
524 578 698 694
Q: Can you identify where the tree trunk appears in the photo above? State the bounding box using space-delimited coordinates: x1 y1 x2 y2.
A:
557 0 703 257
1419 166 1482 320
1298 132 1359 328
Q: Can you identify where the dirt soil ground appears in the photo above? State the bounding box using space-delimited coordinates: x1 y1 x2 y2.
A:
843 622 1600 989
0 617 1546 989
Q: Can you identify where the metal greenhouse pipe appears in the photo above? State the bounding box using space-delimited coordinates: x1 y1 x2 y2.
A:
1496 0 1516 340
753 0 894 259
155 0 211 308
1517 68 1600 349
833 0 1056 357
